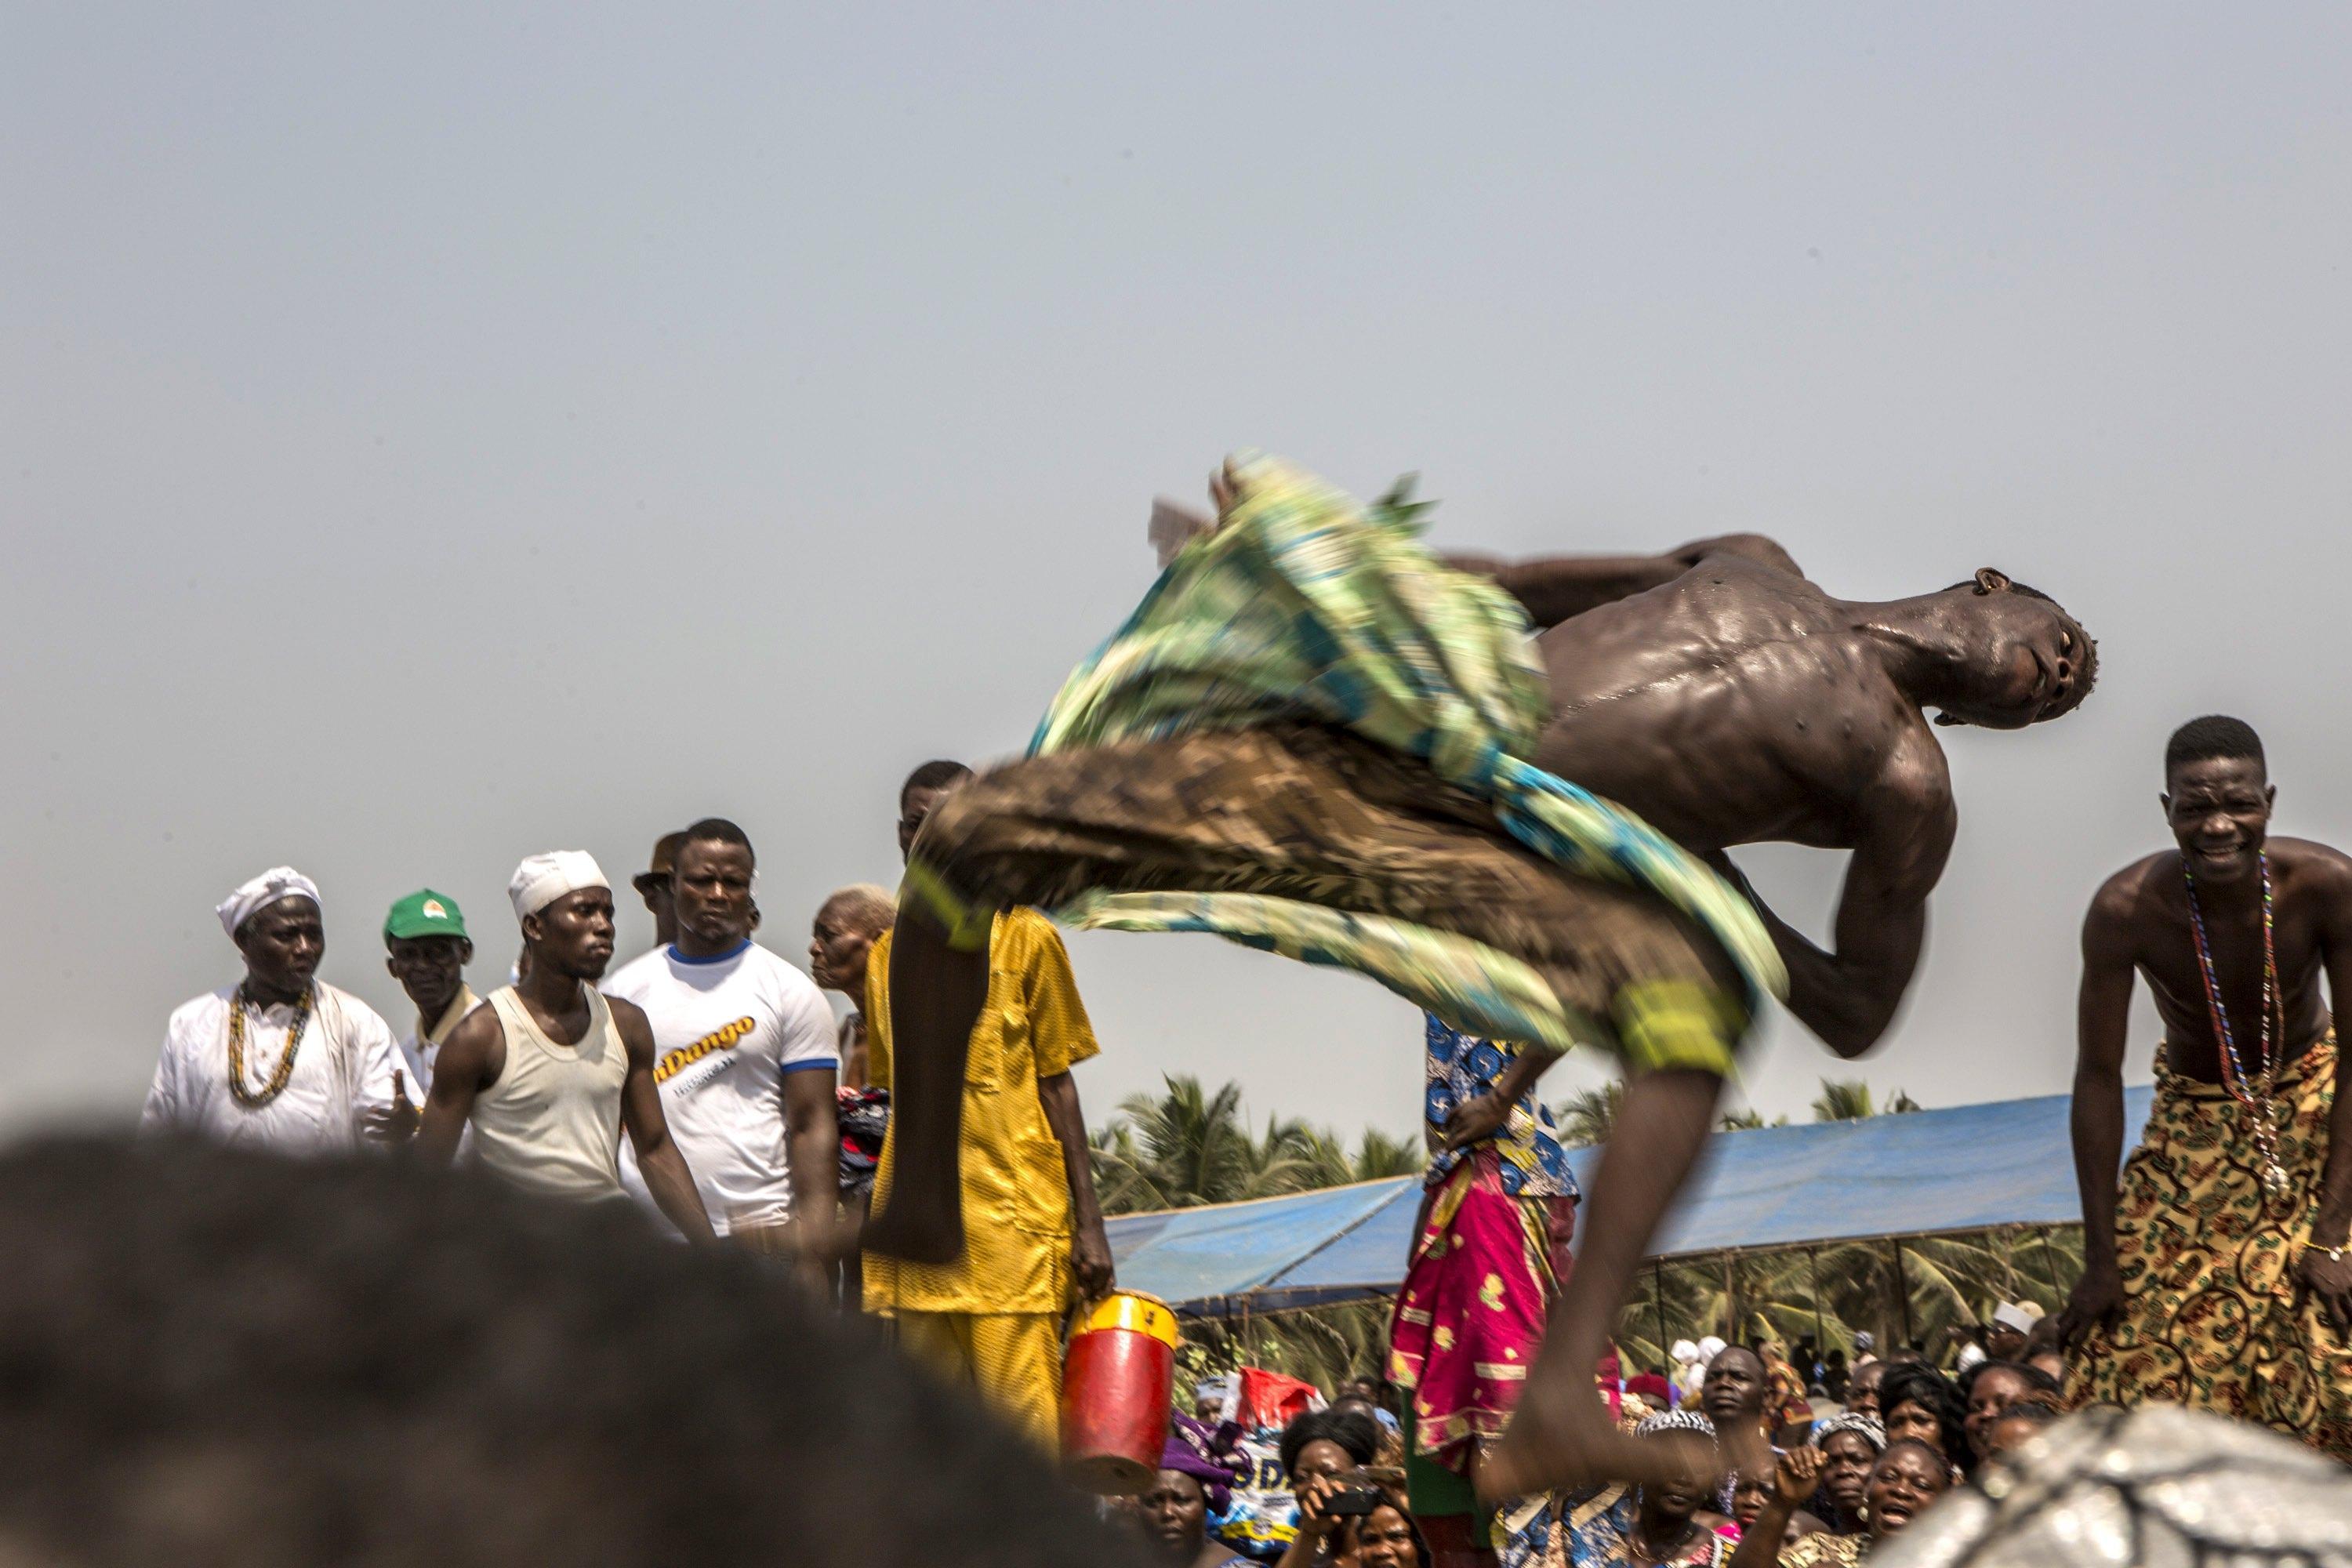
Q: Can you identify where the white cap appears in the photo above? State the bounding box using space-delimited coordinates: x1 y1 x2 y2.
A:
1991 1301 2039 1335
216 866 321 938
508 851 608 920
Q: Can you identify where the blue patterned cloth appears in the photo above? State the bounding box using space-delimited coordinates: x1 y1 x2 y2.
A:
1423 1014 1577 1198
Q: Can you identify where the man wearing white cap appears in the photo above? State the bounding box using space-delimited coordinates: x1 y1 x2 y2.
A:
415 852 714 1240
143 867 409 1154
1984 1301 2040 1363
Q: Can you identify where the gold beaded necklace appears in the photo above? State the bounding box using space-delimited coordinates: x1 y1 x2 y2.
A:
226 985 314 1109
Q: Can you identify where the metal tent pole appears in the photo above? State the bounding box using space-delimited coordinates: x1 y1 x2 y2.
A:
1808 1247 1825 1347
1892 1238 1914 1346
2031 1224 2065 1305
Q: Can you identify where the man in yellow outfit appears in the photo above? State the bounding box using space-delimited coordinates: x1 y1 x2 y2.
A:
861 759 1116 1448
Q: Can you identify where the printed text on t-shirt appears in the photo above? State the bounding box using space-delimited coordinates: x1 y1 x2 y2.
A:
653 1017 757 1085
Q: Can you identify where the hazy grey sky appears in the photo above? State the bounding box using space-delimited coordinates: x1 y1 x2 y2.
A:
9 5 2352 1145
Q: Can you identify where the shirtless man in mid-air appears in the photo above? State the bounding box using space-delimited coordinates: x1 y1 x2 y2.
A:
866 455 2093 1496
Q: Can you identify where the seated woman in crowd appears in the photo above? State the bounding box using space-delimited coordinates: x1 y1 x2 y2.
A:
1723 1461 1828 1548
1276 1409 1387 1568
1132 1438 1253 1568
1955 1360 2061 1473
1973 1399 2058 1468
1504 1409 1736 1568
1730 1439 1954 1567
1804 1412 1886 1535
1875 1364 1969 1478
1339 1489 1432 1568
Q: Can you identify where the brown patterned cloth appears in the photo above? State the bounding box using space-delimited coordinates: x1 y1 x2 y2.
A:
909 720 1751 1072
2068 1030 2352 1457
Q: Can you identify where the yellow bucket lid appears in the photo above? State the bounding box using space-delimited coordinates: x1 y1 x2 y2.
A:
1077 1290 1181 1350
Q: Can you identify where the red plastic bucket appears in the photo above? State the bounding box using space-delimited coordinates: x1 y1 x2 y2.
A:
1061 1290 1179 1494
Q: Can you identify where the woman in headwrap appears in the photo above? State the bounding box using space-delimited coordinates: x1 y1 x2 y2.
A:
1727 1440 1951 1568
1805 1413 1886 1535
1503 1409 1730 1568
1135 1437 1251 1567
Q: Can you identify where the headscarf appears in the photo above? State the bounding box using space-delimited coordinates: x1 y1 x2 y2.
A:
216 866 321 938
1671 1339 1701 1367
1159 1436 1240 1515
1634 1408 1718 1440
1698 1335 1727 1363
1167 1412 1245 1515
509 851 608 920
1813 1410 1888 1452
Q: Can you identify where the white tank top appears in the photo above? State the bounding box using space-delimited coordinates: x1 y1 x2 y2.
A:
471 984 630 1203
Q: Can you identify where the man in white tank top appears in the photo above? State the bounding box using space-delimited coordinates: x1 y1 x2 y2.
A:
416 851 715 1241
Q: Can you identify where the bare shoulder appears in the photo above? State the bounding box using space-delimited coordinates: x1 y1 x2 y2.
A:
2270 837 2352 906
437 1001 507 1084
604 993 656 1054
1680 532 1806 580
2084 853 2172 949
1862 720 1956 831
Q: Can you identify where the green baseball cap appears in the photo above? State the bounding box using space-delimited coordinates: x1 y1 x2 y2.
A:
383 888 468 942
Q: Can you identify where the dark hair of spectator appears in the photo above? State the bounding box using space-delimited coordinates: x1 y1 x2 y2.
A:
2165 714 2264 779
1879 1362 1970 1474
681 815 754 866
900 759 975 810
1276 1408 1381 1478
0 1136 1144 1568
1957 1359 2062 1407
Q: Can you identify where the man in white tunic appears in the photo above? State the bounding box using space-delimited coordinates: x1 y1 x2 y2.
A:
142 867 408 1154
606 818 839 1254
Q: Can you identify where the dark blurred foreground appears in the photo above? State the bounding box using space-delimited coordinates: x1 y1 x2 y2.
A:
0 1135 1143 1568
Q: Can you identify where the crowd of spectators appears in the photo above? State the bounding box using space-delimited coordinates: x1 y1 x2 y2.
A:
1116 1305 2074 1568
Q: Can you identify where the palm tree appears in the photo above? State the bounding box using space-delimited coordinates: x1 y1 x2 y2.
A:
1353 1127 1425 1180
1090 1075 1277 1213
1809 1079 1925 1122
1613 1225 2088 1366
1091 1076 1424 1217
1094 1079 1425 1391
1553 1083 1624 1149
1718 1107 1789 1132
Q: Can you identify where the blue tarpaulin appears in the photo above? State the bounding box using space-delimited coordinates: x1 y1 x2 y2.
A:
1105 1086 2154 1314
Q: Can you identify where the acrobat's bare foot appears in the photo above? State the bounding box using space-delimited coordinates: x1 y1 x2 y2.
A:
1478 1384 1717 1504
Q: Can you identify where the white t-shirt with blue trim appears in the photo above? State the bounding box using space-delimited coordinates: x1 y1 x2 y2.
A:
605 939 837 1234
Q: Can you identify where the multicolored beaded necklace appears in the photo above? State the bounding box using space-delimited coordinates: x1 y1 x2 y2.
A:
2182 853 2289 1195
226 985 314 1109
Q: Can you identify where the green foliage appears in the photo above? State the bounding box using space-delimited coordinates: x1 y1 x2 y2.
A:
1092 1075 1427 1392
1178 1301 1396 1397
1809 1079 1925 1123
1552 1082 1624 1149
1090 1074 1428 1217
1610 1225 2085 1371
